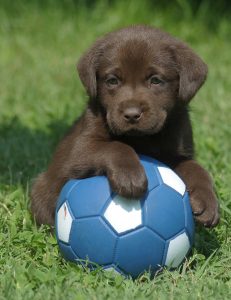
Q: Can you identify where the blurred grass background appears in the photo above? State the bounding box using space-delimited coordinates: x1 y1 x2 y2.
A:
0 0 231 299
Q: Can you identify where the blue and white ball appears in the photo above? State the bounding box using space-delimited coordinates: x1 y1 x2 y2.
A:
55 155 194 278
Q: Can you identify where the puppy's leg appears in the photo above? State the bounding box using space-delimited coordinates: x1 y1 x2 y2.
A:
31 172 65 226
174 160 219 227
31 140 147 226
96 141 148 199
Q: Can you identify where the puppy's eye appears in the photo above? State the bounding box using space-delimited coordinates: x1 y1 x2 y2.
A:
106 76 119 86
150 75 163 85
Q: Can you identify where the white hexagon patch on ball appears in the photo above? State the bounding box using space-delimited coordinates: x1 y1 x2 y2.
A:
165 232 190 268
104 195 142 234
157 166 186 196
104 266 122 275
57 202 73 243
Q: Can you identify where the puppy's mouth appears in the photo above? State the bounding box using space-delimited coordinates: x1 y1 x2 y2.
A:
116 128 149 136
107 115 167 137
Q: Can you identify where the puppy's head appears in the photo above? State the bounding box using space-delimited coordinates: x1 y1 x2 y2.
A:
77 25 207 136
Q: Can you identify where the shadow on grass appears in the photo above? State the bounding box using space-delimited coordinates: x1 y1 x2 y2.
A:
0 117 70 187
194 225 220 257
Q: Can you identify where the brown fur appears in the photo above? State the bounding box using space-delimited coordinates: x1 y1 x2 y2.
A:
31 25 219 227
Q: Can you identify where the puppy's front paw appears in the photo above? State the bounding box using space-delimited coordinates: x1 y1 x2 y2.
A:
107 162 148 198
189 185 220 227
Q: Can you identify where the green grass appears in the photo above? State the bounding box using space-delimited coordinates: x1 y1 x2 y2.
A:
0 1 231 299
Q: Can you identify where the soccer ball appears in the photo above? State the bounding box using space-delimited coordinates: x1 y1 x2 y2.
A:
55 155 194 278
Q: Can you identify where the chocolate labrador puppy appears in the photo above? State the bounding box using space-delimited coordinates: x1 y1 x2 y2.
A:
31 25 219 227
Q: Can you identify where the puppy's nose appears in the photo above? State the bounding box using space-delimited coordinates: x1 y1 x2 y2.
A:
123 107 142 123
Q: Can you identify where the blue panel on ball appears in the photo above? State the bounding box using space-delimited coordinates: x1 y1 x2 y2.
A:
139 155 160 191
58 240 79 262
144 185 185 240
115 227 165 278
183 193 195 245
68 176 112 218
70 217 117 265
56 179 81 210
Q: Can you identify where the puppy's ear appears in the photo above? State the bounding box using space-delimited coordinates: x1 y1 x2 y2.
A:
77 40 103 99
171 43 208 102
